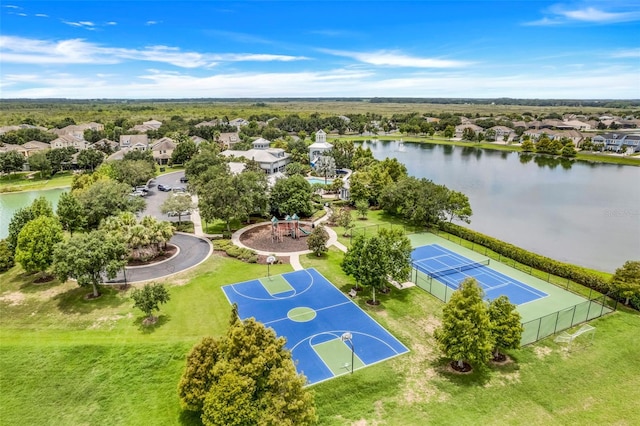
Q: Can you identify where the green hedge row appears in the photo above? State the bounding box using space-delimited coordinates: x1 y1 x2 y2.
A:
441 222 610 293
213 240 258 263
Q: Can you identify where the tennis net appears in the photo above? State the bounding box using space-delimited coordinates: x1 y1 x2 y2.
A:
414 259 490 279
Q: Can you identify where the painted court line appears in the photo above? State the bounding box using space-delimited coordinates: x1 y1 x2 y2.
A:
263 301 353 326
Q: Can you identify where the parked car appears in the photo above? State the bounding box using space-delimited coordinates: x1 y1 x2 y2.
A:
179 176 188 183
172 186 186 193
130 190 146 197
167 210 191 217
158 184 171 192
135 185 149 193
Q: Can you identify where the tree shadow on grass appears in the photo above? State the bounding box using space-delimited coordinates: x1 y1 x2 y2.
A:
18 276 62 294
431 355 492 387
178 409 202 426
134 314 171 334
54 285 127 314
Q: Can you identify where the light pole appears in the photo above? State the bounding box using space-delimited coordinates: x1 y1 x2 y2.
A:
341 332 354 374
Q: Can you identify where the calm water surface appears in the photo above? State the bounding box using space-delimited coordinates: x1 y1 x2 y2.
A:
362 140 640 272
0 188 67 239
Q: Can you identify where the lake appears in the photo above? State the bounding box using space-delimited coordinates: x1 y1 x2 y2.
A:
361 140 640 272
0 188 68 239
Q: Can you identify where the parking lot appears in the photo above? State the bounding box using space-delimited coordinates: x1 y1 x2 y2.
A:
139 170 191 223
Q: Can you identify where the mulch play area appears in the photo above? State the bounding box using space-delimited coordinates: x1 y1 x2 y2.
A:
239 223 312 253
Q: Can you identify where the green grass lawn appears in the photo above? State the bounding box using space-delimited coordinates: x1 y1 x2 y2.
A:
0 171 74 193
1 241 639 425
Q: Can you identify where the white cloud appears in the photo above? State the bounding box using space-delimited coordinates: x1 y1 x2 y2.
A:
610 48 640 58
3 5 20 9
106 21 117 26
321 49 470 68
2 66 637 99
35 14 48 18
63 20 96 30
146 20 160 26
526 4 640 26
0 36 310 68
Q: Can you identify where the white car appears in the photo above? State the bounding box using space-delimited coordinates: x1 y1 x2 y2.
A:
167 210 191 217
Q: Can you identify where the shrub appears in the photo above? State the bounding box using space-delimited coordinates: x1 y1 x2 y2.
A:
0 239 14 272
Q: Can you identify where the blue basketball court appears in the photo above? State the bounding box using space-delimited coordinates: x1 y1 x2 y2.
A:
222 268 409 385
412 244 547 305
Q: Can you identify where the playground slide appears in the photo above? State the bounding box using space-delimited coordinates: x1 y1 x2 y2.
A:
298 227 311 236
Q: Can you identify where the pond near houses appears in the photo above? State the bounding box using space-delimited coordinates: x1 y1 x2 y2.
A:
361 140 640 272
0 188 67 239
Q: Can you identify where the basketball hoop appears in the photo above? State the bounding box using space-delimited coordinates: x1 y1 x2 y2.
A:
266 255 276 280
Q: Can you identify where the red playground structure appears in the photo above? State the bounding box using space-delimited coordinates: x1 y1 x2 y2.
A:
271 214 311 242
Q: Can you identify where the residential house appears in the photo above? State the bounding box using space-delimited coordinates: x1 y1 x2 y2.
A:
21 141 51 157
229 118 249 129
89 138 119 152
221 139 290 175
130 119 163 133
592 133 640 153
151 137 176 164
190 135 207 146
454 124 484 139
51 134 87 150
0 124 48 135
119 134 149 151
308 130 333 163
195 120 219 128
488 126 515 142
52 122 104 139
218 132 240 147
562 120 592 131
523 129 584 147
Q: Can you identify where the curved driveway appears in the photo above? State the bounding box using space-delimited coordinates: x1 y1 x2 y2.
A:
104 233 212 285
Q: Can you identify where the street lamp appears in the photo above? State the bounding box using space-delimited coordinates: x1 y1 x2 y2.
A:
341 332 354 374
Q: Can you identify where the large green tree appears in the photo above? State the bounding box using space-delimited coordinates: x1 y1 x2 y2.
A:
56 191 86 234
53 230 127 298
269 174 313 218
178 307 317 425
342 230 411 304
112 159 155 187
171 135 198 165
0 151 26 174
434 278 494 370
77 149 105 171
445 190 473 224
15 216 64 275
610 260 640 305
75 179 145 228
0 239 14 272
197 166 268 233
161 193 194 225
6 196 54 253
380 176 449 227
306 225 329 256
28 152 52 179
488 296 523 360
46 147 75 173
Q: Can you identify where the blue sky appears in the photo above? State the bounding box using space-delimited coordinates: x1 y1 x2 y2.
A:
1 1 639 99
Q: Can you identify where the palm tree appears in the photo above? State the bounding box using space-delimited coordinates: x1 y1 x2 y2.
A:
314 156 336 185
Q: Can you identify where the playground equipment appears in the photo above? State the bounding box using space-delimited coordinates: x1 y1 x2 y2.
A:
271 214 311 242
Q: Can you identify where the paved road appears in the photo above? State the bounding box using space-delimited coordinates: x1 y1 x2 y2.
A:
104 233 211 284
140 171 190 224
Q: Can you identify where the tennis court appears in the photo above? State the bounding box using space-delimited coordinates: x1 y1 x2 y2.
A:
412 244 548 305
222 268 409 385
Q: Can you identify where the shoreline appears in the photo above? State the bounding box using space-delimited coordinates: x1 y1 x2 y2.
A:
331 134 640 167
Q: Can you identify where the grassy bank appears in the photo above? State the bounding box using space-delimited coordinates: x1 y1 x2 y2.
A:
0 171 73 193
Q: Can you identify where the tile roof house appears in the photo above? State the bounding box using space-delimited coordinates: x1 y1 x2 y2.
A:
119 134 149 150
130 119 163 133
229 118 249 129
89 138 119 152
151 137 176 164
51 134 87 150
221 138 290 175
454 124 484 139
592 133 640 153
190 135 208 146
53 122 104 139
218 132 240 147
195 120 219 128
488 126 515 142
0 124 48 135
